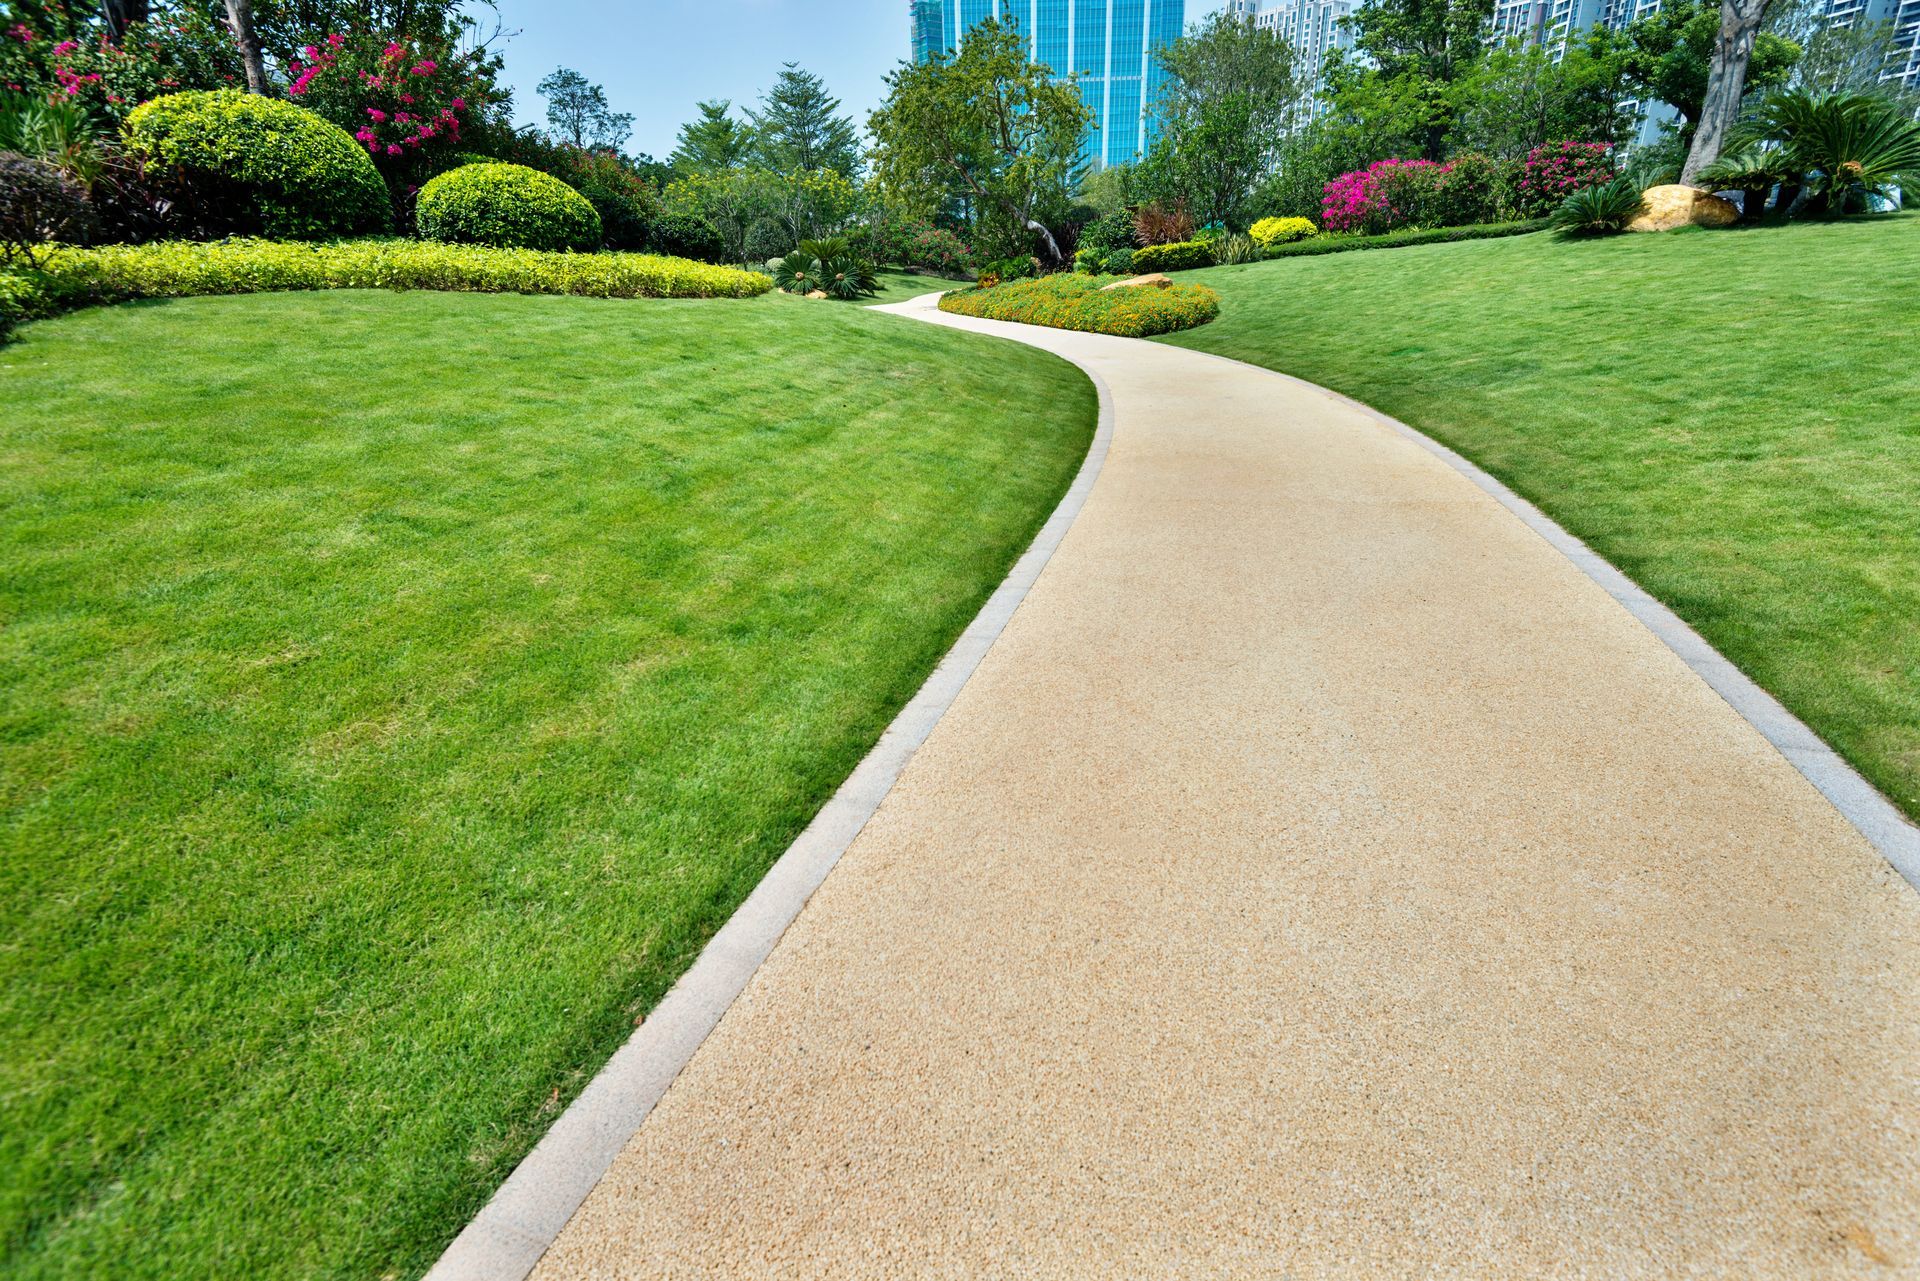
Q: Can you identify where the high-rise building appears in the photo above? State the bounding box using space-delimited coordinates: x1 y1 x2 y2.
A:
1818 0 1920 89
908 0 1186 168
1227 0 1358 121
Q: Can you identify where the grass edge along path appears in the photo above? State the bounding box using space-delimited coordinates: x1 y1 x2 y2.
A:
1162 214 1920 826
0 289 1095 1279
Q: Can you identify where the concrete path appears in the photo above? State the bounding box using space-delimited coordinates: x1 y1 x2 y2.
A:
530 296 1920 1277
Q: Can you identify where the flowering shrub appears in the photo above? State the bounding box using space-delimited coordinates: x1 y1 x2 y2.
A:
1515 141 1616 218
0 13 242 122
1249 216 1317 247
286 31 489 204
867 213 972 274
124 91 388 238
415 163 600 252
939 271 1218 337
1 237 771 339
1130 239 1215 272
1322 159 1445 234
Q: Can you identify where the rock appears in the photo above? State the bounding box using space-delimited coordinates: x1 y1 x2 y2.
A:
805 290 829 300
1628 184 1741 233
1100 273 1174 291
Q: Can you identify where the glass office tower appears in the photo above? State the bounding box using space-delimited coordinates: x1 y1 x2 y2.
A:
909 0 1187 169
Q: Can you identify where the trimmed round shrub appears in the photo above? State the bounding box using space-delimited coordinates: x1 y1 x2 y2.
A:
1249 216 1317 247
124 91 389 239
648 211 725 263
416 163 601 252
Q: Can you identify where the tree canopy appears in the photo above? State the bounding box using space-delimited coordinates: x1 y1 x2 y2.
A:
537 67 634 151
671 99 754 174
747 64 860 179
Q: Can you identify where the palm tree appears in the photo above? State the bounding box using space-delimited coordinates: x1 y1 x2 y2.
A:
1696 144 1795 218
1735 90 1920 214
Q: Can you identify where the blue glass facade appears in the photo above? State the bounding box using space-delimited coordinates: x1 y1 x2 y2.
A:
907 0 1184 168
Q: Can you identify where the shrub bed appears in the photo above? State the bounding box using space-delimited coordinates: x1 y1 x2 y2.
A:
938 272 1218 337
1131 239 1216 272
124 91 390 239
415 162 602 252
1258 220 1549 261
0 237 772 338
1250 216 1318 246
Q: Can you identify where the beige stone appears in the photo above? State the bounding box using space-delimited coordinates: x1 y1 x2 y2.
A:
804 289 830 300
1629 183 1741 233
534 296 1920 1280
1099 272 1173 291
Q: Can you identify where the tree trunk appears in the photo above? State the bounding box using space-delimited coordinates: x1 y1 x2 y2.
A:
1680 0 1767 185
101 0 151 42
224 0 272 96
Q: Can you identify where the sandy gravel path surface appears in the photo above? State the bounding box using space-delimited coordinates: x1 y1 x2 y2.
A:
528 295 1920 1279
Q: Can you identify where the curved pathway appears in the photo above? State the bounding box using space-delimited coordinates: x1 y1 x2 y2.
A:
510 296 1919 1277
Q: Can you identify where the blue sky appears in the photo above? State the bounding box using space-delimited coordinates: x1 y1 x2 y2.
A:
488 0 1214 161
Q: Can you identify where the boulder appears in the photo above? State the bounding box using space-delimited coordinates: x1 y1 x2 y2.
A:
1628 184 1741 233
805 290 829 300
1100 273 1174 291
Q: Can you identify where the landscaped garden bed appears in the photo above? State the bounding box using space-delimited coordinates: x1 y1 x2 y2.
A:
938 271 1218 337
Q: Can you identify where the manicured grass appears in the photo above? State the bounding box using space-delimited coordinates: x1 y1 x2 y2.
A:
869 268 966 305
0 291 1094 1277
1163 215 1920 821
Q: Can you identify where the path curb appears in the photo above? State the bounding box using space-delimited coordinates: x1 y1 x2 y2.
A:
423 298 1114 1281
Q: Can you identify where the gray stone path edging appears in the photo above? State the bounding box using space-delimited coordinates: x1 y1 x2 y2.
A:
1169 340 1920 894
422 304 1114 1281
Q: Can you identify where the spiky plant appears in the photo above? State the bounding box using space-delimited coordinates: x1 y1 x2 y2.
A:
1696 144 1796 219
1548 176 1647 236
772 237 878 299
1736 90 1920 213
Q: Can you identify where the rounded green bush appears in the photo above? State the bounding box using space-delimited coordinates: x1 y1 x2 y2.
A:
415 163 601 252
124 91 388 239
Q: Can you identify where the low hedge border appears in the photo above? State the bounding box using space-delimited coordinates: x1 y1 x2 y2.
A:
0 238 772 340
938 272 1218 338
1258 219 1549 260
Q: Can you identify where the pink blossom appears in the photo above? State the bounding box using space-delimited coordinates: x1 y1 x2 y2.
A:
450 97 466 111
9 23 33 43
386 144 403 155
327 32 346 47
367 107 388 121
52 39 77 55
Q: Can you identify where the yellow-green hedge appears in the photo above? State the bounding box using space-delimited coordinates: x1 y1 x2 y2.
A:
937 272 1218 337
1249 216 1318 247
0 238 771 338
1130 239 1216 272
416 163 602 252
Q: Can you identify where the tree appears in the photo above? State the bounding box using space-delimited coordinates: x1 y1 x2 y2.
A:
1451 33 1638 157
671 99 753 174
868 18 1092 262
537 67 634 150
1615 0 1799 175
747 64 860 178
224 0 272 94
102 0 151 42
1333 0 1498 157
1781 8 1919 103
1143 11 1302 228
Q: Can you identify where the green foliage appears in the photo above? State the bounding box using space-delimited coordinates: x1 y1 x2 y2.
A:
0 151 91 264
769 235 878 299
941 271 1219 336
671 99 753 174
1217 232 1262 264
1619 0 1802 137
0 237 770 338
1735 89 1920 212
868 18 1092 263
415 162 601 251
978 254 1040 284
123 91 389 239
1258 218 1549 259
747 63 859 178
665 166 858 264
1103 248 1139 275
1144 10 1303 228
1131 239 1218 272
1696 144 1795 218
1250 215 1319 246
537 67 634 150
649 210 726 262
1451 35 1640 158
1547 175 1646 234
1077 207 1138 257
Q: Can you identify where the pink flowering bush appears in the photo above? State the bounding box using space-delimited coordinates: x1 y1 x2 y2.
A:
1321 159 1447 234
285 30 491 207
865 213 973 274
0 12 243 122
1515 141 1616 218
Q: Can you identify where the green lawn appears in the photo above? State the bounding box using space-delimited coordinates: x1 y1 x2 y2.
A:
869 267 965 305
0 290 1093 1277
1163 214 1920 822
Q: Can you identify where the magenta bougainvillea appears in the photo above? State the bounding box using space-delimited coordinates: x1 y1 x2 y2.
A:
1321 159 1447 234
286 32 483 194
1516 141 1616 217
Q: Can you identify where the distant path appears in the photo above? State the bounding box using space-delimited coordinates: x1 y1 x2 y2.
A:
507 294 1920 1277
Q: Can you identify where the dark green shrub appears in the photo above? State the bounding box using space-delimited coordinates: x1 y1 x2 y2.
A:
940 272 1218 337
1260 220 1549 260
1102 249 1137 275
1131 239 1215 272
1549 179 1646 235
0 151 91 264
415 162 601 252
123 91 388 239
649 211 725 263
1077 207 1136 257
